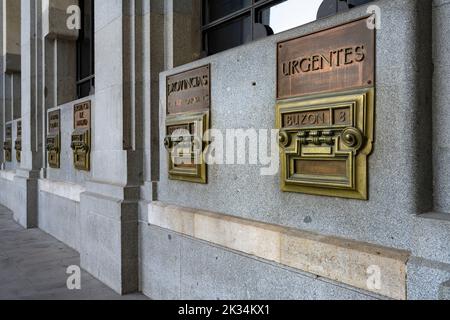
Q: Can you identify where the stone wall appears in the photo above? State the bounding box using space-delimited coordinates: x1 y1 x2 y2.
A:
1 0 450 300
139 0 450 300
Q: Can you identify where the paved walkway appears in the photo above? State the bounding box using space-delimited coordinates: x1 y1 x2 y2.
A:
0 205 147 300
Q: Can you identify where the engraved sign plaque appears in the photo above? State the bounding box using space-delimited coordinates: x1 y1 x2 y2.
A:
5 124 12 141
3 123 12 162
167 65 210 115
164 65 211 184
276 18 375 200
277 17 374 100
71 101 91 171
74 102 91 129
49 110 61 135
47 110 61 169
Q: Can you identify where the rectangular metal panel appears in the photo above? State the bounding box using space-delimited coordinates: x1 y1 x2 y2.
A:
47 110 61 169
167 65 211 115
15 121 21 163
71 101 91 171
277 17 375 100
3 123 12 162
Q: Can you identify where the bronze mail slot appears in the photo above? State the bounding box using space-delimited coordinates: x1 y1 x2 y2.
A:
276 88 374 200
47 135 60 169
14 139 21 163
71 130 90 171
3 140 12 163
164 111 209 184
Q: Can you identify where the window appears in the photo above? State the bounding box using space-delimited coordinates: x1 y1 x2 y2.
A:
76 0 95 99
202 0 374 56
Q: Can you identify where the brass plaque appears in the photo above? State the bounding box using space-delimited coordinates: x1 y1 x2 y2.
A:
49 110 61 134
71 101 91 171
15 121 22 163
167 65 211 115
3 123 12 162
74 101 91 129
164 111 209 184
17 121 22 138
277 17 374 100
5 123 12 140
47 110 61 169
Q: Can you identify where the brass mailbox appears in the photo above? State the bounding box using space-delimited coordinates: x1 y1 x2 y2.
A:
3 123 12 162
47 110 61 169
277 88 374 200
164 111 209 184
276 18 375 200
15 121 22 163
164 65 211 184
71 101 91 171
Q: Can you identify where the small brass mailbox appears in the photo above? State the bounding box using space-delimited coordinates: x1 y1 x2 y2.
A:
164 65 211 184
47 110 61 169
164 111 209 184
47 135 60 168
276 88 374 200
71 101 91 171
15 121 22 163
3 123 12 162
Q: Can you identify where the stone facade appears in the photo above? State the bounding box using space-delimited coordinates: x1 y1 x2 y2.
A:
1 0 450 300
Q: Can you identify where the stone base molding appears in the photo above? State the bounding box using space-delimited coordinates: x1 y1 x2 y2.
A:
148 202 410 300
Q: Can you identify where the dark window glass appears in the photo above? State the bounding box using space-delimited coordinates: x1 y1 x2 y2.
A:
78 81 91 99
205 15 252 55
202 0 374 56
77 0 95 99
204 0 251 24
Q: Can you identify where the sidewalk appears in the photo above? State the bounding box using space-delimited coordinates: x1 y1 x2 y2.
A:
0 205 147 300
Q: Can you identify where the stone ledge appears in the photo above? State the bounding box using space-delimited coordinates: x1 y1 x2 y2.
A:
38 179 85 203
148 201 410 300
0 170 16 182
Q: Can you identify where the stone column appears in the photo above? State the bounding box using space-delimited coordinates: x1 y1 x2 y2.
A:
1 0 22 168
41 0 78 175
0 1 3 166
433 0 450 214
14 0 43 228
79 0 144 294
164 0 202 69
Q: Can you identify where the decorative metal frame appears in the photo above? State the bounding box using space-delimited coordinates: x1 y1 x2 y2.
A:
276 88 374 200
164 111 209 184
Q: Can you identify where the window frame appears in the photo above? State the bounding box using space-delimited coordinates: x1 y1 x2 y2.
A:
202 0 276 55
201 0 370 56
76 0 95 99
